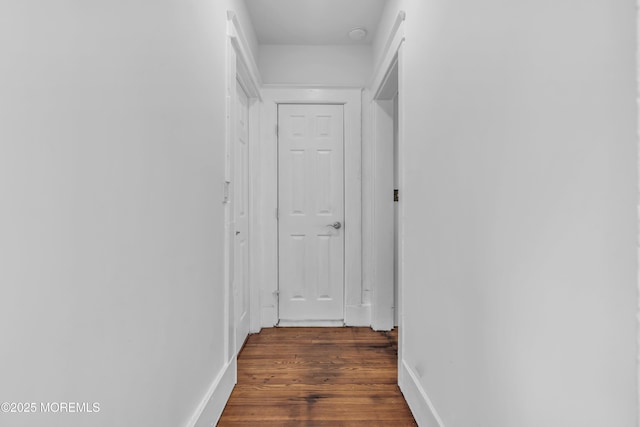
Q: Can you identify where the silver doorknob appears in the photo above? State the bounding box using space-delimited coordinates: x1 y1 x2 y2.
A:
327 221 342 230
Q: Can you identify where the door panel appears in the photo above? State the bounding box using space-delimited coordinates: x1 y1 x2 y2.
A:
234 80 250 352
278 104 344 322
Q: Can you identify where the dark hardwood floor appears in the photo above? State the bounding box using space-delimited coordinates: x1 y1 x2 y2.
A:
217 327 417 427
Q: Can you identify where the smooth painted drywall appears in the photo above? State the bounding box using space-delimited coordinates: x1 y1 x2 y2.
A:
373 1 637 426
259 44 372 86
0 2 257 426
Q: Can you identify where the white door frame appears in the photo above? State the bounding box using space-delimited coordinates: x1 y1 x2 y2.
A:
225 11 262 363
367 8 406 370
370 84 397 332
259 86 365 327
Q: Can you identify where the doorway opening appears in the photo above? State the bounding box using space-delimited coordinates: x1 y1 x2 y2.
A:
371 57 400 332
366 18 406 398
259 88 363 328
226 10 263 362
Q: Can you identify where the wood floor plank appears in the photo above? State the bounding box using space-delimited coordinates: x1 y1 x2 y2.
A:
218 422 417 427
217 327 416 426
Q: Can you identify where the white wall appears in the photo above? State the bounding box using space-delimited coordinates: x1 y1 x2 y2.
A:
259 44 372 86
374 1 637 426
0 1 257 426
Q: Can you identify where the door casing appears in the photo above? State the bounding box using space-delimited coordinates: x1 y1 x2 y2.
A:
367 10 407 386
258 87 364 327
225 11 262 366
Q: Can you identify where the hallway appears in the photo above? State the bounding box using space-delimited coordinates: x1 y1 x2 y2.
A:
1 1 637 426
217 328 416 426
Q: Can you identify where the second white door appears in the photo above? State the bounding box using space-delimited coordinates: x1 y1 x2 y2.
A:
234 80 250 352
278 104 344 323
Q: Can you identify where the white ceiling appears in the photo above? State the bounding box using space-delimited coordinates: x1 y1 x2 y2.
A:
244 0 387 45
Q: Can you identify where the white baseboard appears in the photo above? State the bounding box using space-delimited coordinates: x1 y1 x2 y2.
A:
345 304 371 326
399 359 445 427
187 357 236 427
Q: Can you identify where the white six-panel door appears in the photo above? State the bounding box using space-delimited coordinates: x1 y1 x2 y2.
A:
278 104 345 322
234 80 250 352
